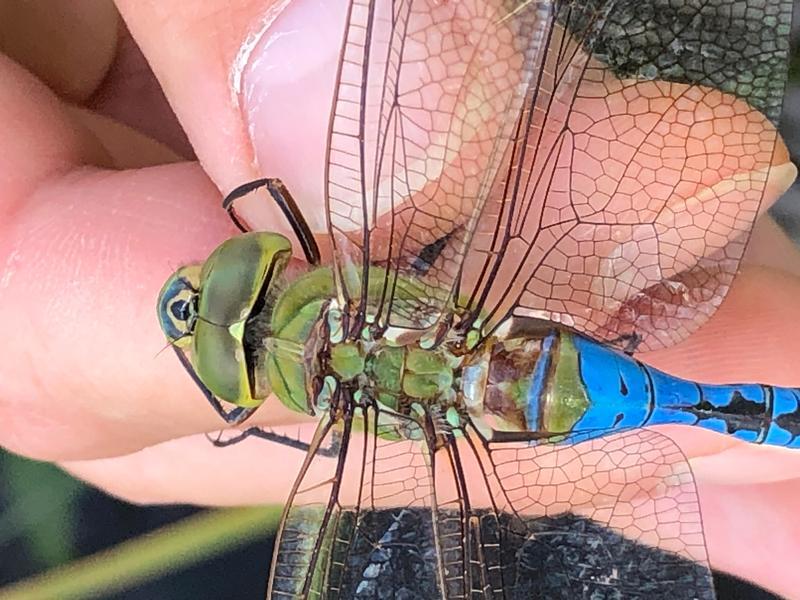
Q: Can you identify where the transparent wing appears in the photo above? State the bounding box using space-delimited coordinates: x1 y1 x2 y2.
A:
462 427 714 598
325 0 793 350
456 0 794 350
266 413 345 598
266 404 714 598
409 422 716 598
325 0 557 334
267 401 451 598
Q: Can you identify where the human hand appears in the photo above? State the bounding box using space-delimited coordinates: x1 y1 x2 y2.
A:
0 0 798 596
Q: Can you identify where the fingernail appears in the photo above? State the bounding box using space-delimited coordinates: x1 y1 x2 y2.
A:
236 0 347 232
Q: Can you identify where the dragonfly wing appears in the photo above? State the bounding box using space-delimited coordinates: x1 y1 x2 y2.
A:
266 406 713 598
268 401 454 599
266 413 344 598
325 0 557 333
457 0 794 351
452 426 715 598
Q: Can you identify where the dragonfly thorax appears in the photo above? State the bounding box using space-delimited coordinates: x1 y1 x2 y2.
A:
325 339 459 408
263 263 474 421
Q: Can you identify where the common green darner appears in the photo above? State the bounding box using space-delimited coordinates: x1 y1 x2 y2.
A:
157 0 798 597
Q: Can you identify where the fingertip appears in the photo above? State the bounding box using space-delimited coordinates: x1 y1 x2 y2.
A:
62 426 315 505
700 477 800 599
0 54 111 203
0 163 237 460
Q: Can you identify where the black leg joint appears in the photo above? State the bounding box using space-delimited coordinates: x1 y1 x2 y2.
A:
222 178 321 266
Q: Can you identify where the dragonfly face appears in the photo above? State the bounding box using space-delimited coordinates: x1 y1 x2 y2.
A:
158 232 293 408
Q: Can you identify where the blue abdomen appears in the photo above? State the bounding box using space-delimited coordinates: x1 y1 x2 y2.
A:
566 333 800 448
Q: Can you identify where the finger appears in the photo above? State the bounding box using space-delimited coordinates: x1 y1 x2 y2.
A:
0 56 203 454
86 24 195 159
0 0 188 161
0 161 230 461
0 39 194 462
112 0 290 186
0 52 111 193
63 402 800 504
0 20 185 173
67 105 184 168
0 68 307 461
745 213 800 278
0 133 309 461
0 0 360 464
0 0 118 102
701 478 800 600
112 0 347 248
643 261 800 386
63 422 800 502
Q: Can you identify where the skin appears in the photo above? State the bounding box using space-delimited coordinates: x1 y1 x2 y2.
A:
0 0 798 596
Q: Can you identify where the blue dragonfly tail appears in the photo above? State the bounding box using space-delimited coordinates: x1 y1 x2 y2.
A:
527 331 800 448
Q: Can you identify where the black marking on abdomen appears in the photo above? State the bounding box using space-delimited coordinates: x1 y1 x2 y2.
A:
638 362 656 426
774 390 800 441
676 390 766 437
619 373 628 396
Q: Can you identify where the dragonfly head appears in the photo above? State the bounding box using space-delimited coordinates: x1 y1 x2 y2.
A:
158 232 293 407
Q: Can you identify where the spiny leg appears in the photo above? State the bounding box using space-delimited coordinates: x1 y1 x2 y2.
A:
222 178 321 265
211 426 343 457
172 347 256 425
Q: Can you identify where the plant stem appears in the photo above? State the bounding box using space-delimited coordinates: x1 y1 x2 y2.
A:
0 505 281 600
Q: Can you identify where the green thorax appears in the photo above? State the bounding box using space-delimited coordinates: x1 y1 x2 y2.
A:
266 267 459 415
265 267 335 413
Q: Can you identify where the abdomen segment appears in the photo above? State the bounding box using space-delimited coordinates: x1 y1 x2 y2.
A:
570 333 800 448
478 326 800 448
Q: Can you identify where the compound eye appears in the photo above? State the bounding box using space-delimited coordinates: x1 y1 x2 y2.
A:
170 298 192 322
157 265 201 346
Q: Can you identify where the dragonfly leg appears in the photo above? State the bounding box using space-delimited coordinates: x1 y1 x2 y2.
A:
222 178 321 265
171 347 256 425
210 426 343 457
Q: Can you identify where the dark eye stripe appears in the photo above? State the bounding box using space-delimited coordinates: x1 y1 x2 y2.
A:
170 299 190 321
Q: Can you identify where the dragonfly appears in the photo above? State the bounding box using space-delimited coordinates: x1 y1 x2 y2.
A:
158 0 797 597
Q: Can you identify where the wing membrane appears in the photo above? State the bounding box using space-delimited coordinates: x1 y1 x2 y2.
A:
457 0 793 350
325 0 555 334
447 425 715 598
325 0 793 349
267 404 715 598
267 414 343 598
268 399 452 598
